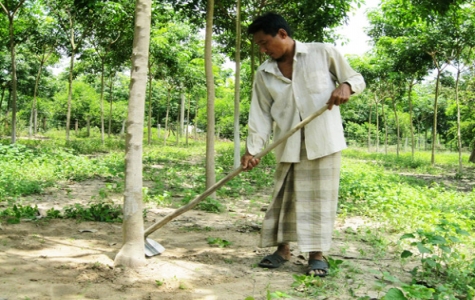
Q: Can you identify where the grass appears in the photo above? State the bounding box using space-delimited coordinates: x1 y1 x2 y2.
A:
1 134 475 299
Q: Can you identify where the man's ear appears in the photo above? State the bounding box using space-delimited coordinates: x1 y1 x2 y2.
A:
277 28 289 39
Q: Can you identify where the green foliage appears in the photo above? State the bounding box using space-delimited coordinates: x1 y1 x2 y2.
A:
63 202 122 222
0 141 124 199
0 204 39 224
206 237 232 248
181 195 224 213
399 220 474 299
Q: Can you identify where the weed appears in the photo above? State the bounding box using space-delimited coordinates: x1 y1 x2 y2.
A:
206 237 232 248
63 202 122 222
398 219 475 299
0 204 39 224
155 280 164 287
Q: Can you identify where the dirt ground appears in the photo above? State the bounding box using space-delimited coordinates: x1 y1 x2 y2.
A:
0 179 412 300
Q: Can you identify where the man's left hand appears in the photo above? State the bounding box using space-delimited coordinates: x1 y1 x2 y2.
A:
326 83 352 110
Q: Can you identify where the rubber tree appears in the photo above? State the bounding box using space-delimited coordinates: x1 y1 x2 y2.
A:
114 0 151 269
46 0 92 142
25 9 60 137
204 0 216 195
88 1 130 144
0 0 28 143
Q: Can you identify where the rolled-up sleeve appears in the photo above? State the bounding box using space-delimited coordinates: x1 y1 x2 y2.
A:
246 70 274 155
327 46 366 95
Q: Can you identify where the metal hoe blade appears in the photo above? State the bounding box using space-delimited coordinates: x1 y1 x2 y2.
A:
145 238 166 257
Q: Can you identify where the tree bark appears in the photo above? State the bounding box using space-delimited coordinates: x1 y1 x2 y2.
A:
100 59 105 144
147 59 153 145
381 98 388 154
431 70 441 165
66 19 76 142
408 80 415 159
163 87 170 145
455 68 462 172
180 92 185 138
391 98 400 157
233 0 242 169
108 72 115 137
205 0 216 197
114 0 151 269
367 103 372 151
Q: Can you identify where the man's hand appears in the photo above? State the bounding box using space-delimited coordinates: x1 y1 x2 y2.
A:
241 150 260 171
327 82 352 110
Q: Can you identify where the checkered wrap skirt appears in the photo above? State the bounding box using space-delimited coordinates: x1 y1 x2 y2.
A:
259 144 341 253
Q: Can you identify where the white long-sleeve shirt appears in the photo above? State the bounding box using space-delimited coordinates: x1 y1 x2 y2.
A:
246 41 366 163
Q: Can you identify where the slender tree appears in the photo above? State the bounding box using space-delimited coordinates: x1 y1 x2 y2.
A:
1 0 27 143
204 0 216 196
114 0 151 269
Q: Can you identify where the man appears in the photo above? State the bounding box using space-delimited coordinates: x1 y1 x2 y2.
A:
241 12 365 277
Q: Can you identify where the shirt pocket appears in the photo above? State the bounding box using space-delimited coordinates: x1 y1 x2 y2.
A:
305 70 328 94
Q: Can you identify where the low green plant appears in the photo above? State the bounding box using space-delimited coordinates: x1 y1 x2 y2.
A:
63 202 122 222
0 204 39 224
206 237 232 248
46 207 62 218
181 194 224 213
399 219 474 299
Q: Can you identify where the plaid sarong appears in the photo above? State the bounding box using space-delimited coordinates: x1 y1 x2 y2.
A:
259 142 341 252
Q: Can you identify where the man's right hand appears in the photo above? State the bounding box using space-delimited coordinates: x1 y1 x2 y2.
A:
241 151 260 171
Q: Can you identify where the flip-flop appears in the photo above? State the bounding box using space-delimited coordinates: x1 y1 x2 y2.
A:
307 258 329 277
258 252 288 268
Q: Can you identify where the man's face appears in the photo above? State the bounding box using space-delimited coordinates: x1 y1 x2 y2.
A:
253 29 287 61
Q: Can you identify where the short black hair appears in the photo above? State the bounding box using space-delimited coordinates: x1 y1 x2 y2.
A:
247 12 293 37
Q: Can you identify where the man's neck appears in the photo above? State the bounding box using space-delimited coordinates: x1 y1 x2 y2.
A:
276 39 296 63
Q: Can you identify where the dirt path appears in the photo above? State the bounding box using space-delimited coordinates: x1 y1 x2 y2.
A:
0 179 409 300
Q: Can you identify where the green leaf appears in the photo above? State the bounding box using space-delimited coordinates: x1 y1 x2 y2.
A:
440 245 451 253
417 242 432 254
400 233 415 240
456 228 469 236
401 250 413 258
383 288 408 300
429 235 446 245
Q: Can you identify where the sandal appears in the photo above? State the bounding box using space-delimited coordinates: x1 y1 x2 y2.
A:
258 252 288 268
307 258 329 277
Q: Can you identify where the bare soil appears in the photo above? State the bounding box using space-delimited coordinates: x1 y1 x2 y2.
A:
0 179 413 300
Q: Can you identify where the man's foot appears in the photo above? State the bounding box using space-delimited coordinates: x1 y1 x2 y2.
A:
258 244 291 268
307 251 328 277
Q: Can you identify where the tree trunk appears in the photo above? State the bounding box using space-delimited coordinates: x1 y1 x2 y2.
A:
186 93 190 146
408 81 415 159
29 58 46 137
180 92 185 138
233 0 242 169
0 87 5 123
100 60 105 144
147 60 153 145
205 0 216 197
391 98 400 157
7 15 18 144
367 103 372 151
66 29 76 142
469 145 475 164
431 70 441 165
163 88 170 145
194 95 199 140
114 0 151 269
375 96 380 152
455 69 462 172
381 98 388 154
108 72 114 137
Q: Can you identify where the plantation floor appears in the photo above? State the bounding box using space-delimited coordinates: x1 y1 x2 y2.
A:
0 179 414 300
